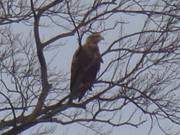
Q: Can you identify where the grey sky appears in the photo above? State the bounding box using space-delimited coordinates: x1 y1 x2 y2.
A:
1 0 180 135
15 13 168 135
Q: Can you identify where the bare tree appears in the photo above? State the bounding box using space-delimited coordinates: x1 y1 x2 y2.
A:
0 0 180 135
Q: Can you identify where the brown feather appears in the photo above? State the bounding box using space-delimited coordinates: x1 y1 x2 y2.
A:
70 33 103 101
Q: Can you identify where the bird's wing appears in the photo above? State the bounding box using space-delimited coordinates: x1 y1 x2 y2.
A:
70 47 82 92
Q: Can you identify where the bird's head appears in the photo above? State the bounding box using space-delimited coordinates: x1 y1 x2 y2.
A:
86 32 104 44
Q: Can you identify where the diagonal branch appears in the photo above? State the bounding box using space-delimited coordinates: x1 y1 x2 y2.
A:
66 0 82 47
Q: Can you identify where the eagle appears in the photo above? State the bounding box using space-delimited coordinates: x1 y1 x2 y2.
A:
70 32 104 102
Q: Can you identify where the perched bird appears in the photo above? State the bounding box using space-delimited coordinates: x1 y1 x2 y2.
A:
70 32 104 102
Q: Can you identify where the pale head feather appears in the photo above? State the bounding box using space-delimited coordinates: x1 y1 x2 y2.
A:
86 32 104 44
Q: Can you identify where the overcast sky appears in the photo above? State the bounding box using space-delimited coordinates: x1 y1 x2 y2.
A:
12 14 174 135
